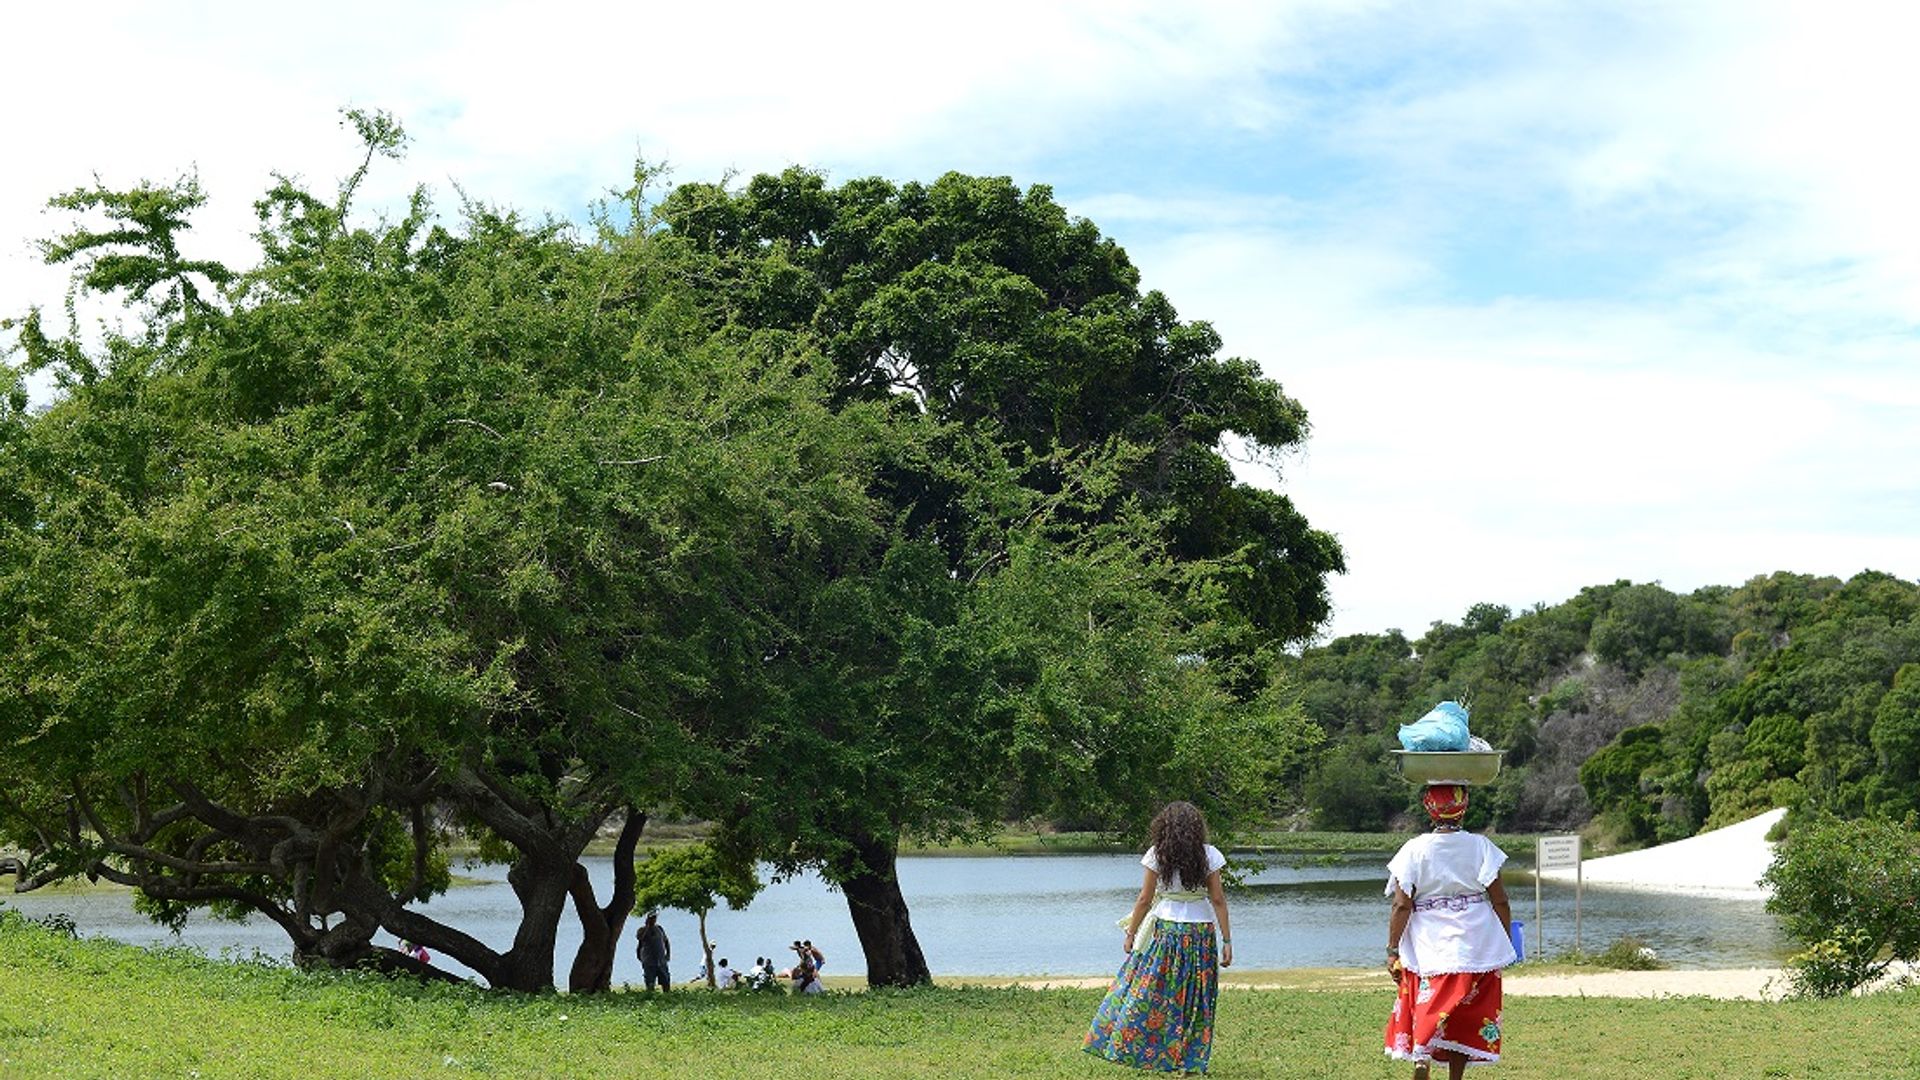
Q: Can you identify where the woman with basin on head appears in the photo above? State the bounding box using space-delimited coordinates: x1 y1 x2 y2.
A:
1383 783 1516 1080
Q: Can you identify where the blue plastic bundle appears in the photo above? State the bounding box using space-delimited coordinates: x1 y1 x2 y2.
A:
1397 700 1471 752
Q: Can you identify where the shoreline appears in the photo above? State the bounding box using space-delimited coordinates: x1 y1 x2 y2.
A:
983 965 1795 1000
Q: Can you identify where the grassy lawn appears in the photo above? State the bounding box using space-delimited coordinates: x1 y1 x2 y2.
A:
4 914 1908 1079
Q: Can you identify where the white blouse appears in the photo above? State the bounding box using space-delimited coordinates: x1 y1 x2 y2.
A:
1143 844 1227 922
1385 831 1516 974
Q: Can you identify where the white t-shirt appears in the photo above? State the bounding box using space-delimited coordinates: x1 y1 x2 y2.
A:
1142 843 1227 923
1385 831 1516 974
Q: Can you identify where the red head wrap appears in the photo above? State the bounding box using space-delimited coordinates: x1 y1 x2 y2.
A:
1422 783 1469 822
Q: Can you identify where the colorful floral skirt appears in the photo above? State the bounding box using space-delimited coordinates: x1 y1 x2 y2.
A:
1384 968 1503 1066
1083 920 1219 1074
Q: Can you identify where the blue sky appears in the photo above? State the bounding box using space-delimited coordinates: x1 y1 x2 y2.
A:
5 0 1916 639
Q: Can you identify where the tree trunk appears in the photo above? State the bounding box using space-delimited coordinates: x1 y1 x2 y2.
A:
429 762 615 991
566 809 647 993
699 908 716 989
839 829 931 987
486 851 574 992
351 945 465 984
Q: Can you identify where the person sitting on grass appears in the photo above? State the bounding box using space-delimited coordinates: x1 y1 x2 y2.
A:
743 957 776 991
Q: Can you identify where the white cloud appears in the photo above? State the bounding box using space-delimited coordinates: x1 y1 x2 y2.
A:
5 0 1914 642
1124 220 1920 638
0 1 1344 337
1052 1 1920 637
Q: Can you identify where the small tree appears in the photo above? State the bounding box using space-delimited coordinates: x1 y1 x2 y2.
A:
1304 741 1399 830
1760 814 1920 997
630 844 762 989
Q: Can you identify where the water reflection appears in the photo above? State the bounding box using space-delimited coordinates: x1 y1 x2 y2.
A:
3 852 1786 984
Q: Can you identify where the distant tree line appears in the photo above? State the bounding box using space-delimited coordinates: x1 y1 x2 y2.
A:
1283 571 1920 842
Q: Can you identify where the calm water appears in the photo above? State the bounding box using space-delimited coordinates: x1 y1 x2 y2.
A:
4 852 1786 984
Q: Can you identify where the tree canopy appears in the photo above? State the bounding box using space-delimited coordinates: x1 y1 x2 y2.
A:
653 168 1344 643
0 118 1339 989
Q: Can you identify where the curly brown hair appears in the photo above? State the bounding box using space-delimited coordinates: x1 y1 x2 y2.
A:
1147 801 1210 890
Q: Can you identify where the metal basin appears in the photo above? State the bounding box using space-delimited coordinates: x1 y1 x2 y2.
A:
1392 749 1504 786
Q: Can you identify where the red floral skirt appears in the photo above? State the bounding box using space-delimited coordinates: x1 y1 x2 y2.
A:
1383 968 1503 1065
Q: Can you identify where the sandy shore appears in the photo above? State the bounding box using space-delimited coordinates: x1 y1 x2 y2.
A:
998 967 1792 999
1500 967 1786 999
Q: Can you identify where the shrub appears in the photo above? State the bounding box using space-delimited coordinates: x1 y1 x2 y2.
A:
1760 814 1920 997
1303 743 1399 831
1562 935 1666 970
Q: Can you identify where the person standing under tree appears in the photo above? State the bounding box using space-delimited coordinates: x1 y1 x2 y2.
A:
635 911 672 992
1084 800 1233 1075
1383 783 1517 1079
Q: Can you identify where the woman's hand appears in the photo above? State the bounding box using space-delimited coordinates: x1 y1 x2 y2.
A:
1221 941 1234 968
1385 952 1403 979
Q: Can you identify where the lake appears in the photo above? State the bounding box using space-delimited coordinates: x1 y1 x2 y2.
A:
3 851 1787 985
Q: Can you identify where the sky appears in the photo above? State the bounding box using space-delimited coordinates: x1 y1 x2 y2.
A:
3 0 1916 640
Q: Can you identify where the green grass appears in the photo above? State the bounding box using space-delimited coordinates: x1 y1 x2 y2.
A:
2 915 1915 1078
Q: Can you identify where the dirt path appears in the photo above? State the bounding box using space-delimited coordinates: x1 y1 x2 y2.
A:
995 967 1791 999
1501 967 1784 999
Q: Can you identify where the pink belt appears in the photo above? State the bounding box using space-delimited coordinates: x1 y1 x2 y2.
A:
1412 893 1486 912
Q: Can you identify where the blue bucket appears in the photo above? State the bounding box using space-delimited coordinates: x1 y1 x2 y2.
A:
1509 919 1526 963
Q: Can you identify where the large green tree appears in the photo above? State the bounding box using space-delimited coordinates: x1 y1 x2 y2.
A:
651 170 1341 984
1 125 1335 993
0 125 903 990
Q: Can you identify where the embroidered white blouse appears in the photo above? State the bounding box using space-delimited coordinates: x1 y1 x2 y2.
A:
1142 843 1227 922
1385 831 1517 974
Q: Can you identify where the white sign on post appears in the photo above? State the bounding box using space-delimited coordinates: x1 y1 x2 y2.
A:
1533 833 1583 957
1537 835 1581 870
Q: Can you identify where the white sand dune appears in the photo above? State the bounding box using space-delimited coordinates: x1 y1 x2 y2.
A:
1536 807 1786 898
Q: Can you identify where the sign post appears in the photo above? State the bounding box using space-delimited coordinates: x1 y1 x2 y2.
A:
1535 834 1582 956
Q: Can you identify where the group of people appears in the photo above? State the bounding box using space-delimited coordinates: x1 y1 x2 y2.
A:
778 940 827 993
1084 790 1515 1079
632 911 827 995
629 788 1511 1077
707 945 826 993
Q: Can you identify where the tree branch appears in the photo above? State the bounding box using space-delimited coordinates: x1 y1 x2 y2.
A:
88 861 305 941
0 855 64 893
446 418 503 440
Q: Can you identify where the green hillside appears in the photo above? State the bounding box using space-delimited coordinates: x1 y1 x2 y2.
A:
1284 571 1920 844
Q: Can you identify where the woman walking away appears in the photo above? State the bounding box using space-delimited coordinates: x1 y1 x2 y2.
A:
1384 784 1517 1079
1084 801 1233 1075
